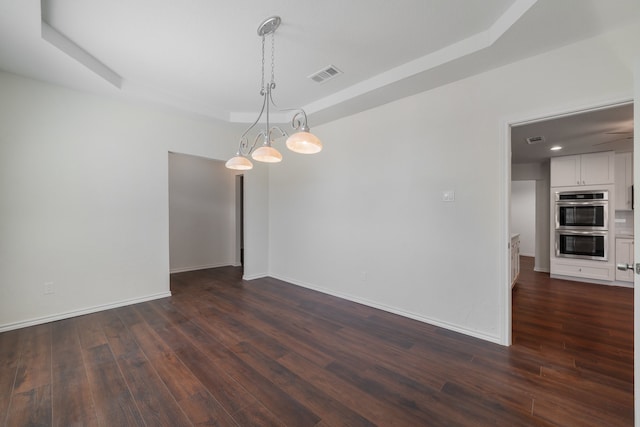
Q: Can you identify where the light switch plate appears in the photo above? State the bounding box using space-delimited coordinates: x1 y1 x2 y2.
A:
442 190 455 202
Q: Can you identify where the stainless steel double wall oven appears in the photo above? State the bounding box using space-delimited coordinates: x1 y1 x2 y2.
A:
554 190 608 261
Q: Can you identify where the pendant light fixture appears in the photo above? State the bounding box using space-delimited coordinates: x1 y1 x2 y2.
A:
225 16 322 171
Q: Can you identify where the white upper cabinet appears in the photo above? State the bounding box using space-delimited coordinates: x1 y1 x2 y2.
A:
615 152 633 210
550 151 615 187
550 155 580 187
581 152 615 185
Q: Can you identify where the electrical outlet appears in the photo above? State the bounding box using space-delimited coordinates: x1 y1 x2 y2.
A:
360 271 367 282
44 282 54 295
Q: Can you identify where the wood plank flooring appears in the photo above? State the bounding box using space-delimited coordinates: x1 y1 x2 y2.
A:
0 257 633 426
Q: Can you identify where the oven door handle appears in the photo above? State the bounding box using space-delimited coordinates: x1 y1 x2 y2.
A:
556 201 608 206
557 230 608 236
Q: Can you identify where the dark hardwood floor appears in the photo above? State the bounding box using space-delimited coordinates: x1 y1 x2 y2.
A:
0 257 633 426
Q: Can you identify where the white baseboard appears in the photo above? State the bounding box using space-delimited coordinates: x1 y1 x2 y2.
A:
534 267 550 273
269 273 502 345
613 281 634 288
243 272 268 280
550 273 633 288
170 262 233 274
0 291 171 333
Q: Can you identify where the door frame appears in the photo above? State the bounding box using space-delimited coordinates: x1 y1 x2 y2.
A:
500 97 634 346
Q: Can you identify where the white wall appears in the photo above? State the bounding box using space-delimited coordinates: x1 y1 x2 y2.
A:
242 163 270 279
511 181 536 257
534 172 551 273
511 162 546 181
0 70 269 331
512 161 551 272
168 153 238 273
267 22 640 343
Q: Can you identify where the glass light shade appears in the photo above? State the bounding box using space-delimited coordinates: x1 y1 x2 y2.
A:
286 131 322 154
225 155 253 170
252 145 282 163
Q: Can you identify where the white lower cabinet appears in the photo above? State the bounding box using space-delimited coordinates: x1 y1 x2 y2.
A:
550 259 614 281
615 238 634 283
511 234 520 288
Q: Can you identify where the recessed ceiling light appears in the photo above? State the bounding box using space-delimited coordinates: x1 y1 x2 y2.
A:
550 146 563 151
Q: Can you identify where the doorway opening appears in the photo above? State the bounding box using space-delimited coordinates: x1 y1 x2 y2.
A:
235 174 245 268
168 152 240 275
506 99 634 345
510 180 536 263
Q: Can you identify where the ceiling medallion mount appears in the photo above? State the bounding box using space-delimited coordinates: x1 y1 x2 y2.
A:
225 16 323 171
257 16 281 36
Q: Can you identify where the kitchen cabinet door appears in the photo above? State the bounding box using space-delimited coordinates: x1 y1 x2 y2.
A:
550 155 581 187
580 152 615 186
615 152 633 210
551 259 614 281
615 238 634 282
551 151 614 187
511 234 520 288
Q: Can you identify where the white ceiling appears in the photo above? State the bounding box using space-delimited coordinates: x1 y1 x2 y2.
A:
511 103 634 164
0 0 638 125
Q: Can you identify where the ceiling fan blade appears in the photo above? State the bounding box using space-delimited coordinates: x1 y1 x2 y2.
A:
592 136 634 146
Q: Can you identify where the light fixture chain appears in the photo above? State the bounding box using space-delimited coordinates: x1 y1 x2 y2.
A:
261 34 266 93
270 32 275 86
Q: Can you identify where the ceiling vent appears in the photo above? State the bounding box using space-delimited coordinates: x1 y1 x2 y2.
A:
308 65 342 83
526 136 546 145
